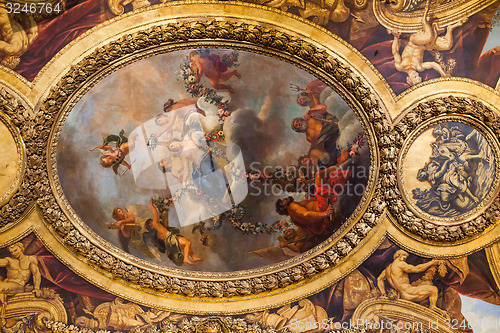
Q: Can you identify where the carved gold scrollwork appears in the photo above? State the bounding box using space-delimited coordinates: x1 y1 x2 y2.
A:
107 0 151 16
45 316 293 333
252 0 356 25
373 0 497 33
0 89 30 226
5 292 67 333
352 298 458 333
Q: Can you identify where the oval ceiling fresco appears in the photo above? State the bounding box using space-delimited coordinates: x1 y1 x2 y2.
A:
55 48 370 272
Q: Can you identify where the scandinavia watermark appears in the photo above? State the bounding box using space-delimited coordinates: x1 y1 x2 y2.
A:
247 162 370 197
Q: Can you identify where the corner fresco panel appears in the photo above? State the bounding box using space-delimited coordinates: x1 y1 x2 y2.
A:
2 234 500 332
6 0 500 95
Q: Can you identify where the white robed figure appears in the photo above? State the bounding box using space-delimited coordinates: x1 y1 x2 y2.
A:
128 97 247 227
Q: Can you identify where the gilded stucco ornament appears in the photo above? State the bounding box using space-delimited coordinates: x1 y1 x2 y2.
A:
0 88 32 225
35 18 383 298
373 0 497 32
251 0 368 25
44 316 368 333
44 316 290 333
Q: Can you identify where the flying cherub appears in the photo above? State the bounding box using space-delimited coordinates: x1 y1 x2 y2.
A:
189 50 241 93
91 130 138 175
388 0 466 85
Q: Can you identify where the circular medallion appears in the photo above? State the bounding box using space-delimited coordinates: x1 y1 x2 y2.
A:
53 48 372 273
0 111 24 208
398 117 500 225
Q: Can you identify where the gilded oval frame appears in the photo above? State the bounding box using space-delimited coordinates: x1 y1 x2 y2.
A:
35 6 385 307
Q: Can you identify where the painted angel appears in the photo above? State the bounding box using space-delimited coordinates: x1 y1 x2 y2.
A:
92 130 137 175
188 50 241 93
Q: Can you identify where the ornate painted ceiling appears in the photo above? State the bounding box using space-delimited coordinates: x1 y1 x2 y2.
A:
0 0 499 332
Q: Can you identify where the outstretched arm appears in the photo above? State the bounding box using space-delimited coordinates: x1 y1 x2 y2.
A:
116 212 136 229
29 257 41 292
99 145 114 152
422 0 431 25
377 270 387 295
391 32 403 70
280 241 302 253
289 203 333 222
0 257 9 267
155 115 176 138
192 63 202 82
401 259 438 273
432 159 451 180
149 198 159 227
304 104 327 119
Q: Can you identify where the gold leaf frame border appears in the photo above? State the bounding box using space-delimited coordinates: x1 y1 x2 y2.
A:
485 242 500 294
0 87 31 225
0 107 25 209
35 19 383 296
388 98 500 242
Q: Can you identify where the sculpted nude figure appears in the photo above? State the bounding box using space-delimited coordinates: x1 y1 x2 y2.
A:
0 242 41 325
377 250 448 317
389 0 466 85
0 6 38 68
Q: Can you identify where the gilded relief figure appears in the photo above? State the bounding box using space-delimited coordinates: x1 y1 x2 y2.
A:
377 250 448 317
0 4 38 69
388 0 466 85
412 122 494 218
75 297 182 330
0 243 41 326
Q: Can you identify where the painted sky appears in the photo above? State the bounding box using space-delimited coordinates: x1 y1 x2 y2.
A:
460 295 500 332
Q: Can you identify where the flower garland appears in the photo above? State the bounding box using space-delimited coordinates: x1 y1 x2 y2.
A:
178 50 238 108
204 124 225 143
217 101 231 122
226 205 293 235
174 50 292 236
179 62 223 106
155 196 291 235
344 132 366 157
